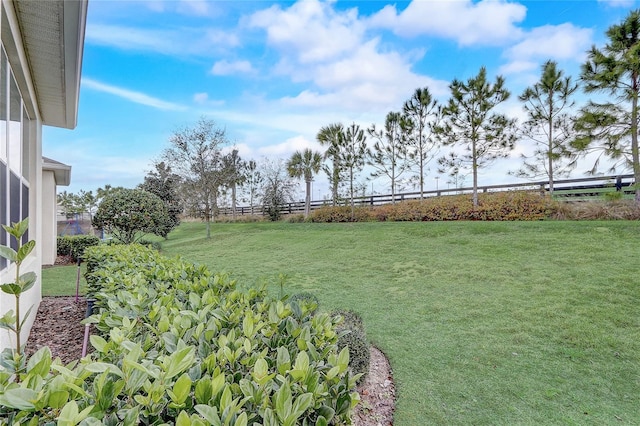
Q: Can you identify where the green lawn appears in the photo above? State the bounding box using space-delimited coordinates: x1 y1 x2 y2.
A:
42 221 640 424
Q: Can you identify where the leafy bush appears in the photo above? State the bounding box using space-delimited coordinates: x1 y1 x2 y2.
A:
0 244 359 424
310 191 559 222
337 328 370 386
332 309 369 385
289 292 320 317
137 238 162 251
92 188 170 244
332 309 365 333
310 206 375 222
56 235 100 261
285 214 306 223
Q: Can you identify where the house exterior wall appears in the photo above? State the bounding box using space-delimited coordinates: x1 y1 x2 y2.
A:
41 170 56 265
0 2 45 351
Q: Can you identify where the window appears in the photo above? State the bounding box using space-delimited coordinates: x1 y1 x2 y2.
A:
0 46 29 269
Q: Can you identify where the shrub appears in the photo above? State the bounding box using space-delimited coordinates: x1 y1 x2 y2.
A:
562 200 640 220
137 238 162 251
92 188 170 244
56 235 100 261
337 328 370 386
332 309 365 333
332 309 369 385
285 214 306 223
1 243 360 425
310 206 375 222
309 191 559 222
289 292 320 317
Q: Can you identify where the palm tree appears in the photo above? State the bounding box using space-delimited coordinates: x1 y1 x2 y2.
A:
287 149 323 217
316 123 344 206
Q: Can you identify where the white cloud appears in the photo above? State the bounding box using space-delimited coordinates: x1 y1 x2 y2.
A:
86 24 238 57
368 0 526 46
247 3 449 113
177 0 212 16
499 60 539 75
211 60 254 75
597 0 635 7
248 0 365 63
500 23 592 76
82 78 187 111
193 92 209 104
507 24 592 63
256 136 318 157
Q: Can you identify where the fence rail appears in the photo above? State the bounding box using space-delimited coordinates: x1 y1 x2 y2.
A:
218 174 636 217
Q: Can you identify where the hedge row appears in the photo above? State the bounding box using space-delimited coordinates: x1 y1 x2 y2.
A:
0 244 360 424
309 191 559 222
57 235 101 261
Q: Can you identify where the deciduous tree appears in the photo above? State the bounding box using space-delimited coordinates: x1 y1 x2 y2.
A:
243 159 263 215
260 159 296 221
163 117 228 238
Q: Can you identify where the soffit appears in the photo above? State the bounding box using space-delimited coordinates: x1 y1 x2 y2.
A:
10 0 87 129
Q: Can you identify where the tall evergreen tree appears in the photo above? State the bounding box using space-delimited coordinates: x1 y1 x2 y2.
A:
403 87 442 197
439 66 517 207
514 60 578 192
337 123 367 215
367 111 412 203
286 149 323 217
573 9 640 203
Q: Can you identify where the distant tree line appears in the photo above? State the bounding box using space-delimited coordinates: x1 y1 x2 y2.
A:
59 10 640 237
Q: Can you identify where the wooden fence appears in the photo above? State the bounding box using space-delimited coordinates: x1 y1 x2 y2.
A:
218 174 636 217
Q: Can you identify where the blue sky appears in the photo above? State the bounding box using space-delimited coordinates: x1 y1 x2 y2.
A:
43 0 638 199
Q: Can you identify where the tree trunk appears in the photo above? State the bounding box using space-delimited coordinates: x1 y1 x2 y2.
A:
472 138 479 207
205 204 211 239
548 89 554 194
350 167 355 219
305 179 311 218
391 163 396 205
632 85 640 204
332 158 339 206
231 184 237 220
419 152 424 199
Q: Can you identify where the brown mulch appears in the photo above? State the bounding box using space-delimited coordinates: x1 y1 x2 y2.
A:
25 296 395 425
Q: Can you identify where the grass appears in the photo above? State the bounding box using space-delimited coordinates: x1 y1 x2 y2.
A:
41 263 87 296
42 220 640 425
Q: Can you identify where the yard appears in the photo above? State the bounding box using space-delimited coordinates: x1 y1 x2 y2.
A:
42 220 640 424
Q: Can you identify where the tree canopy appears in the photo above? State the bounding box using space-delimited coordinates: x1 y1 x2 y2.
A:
574 9 640 203
163 117 228 238
439 66 517 207
92 188 169 244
